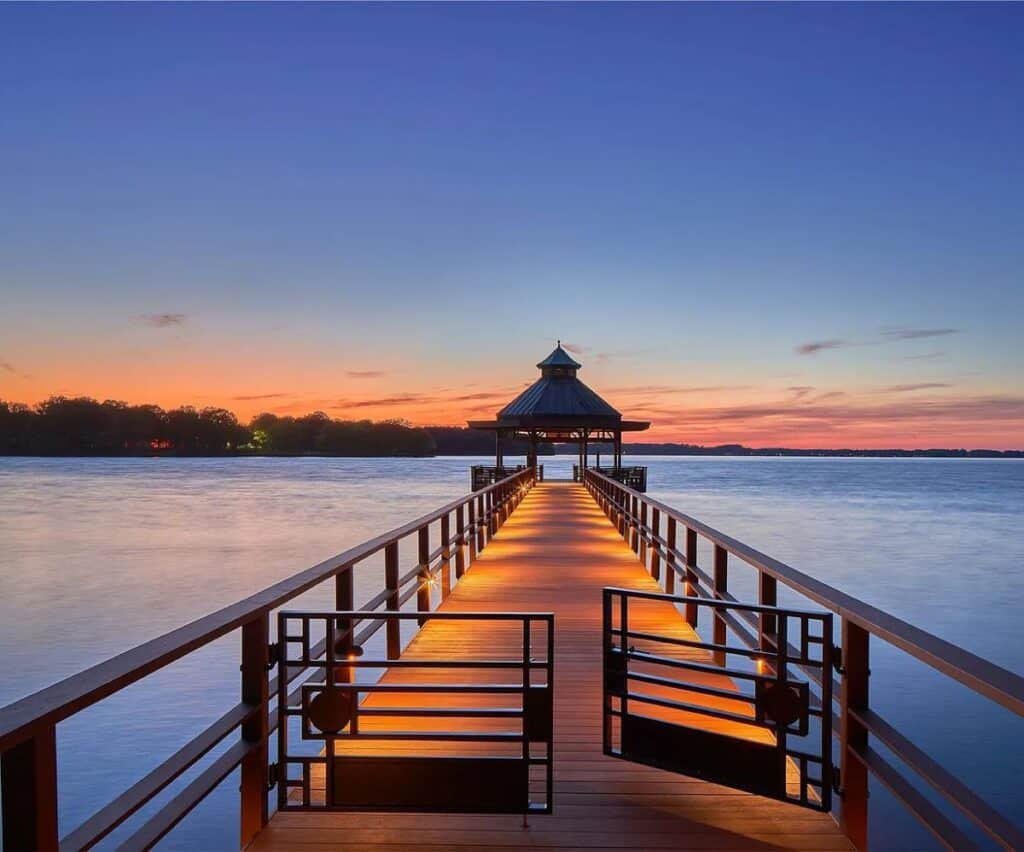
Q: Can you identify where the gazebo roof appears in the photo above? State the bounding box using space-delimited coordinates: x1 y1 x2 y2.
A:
536 342 582 370
468 344 650 434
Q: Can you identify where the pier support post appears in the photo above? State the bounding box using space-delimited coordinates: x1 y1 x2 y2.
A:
468 500 478 563
650 507 660 582
240 613 269 847
456 504 467 578
713 545 728 665
385 541 400 659
417 525 431 626
630 496 639 553
685 528 698 626
840 619 870 851
1 727 58 852
639 501 648 567
440 514 451 598
477 494 486 551
665 517 676 594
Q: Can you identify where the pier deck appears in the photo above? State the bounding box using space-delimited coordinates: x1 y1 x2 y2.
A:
253 483 851 851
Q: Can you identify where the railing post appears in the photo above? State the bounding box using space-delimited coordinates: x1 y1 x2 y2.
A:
617 486 626 537
335 566 354 687
440 513 451 598
685 528 698 626
639 500 648 567
650 507 660 582
417 524 430 626
477 494 486 551
630 495 639 553
713 545 728 665
385 541 400 659
468 500 478 563
240 613 269 847
1 728 59 852
665 516 676 594
759 571 778 662
840 619 870 851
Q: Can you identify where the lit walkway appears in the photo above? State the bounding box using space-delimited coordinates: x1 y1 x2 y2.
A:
252 483 850 851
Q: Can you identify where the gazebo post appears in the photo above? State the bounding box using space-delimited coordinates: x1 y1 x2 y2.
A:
495 432 503 473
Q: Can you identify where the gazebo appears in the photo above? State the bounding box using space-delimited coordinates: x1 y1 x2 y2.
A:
467 342 651 490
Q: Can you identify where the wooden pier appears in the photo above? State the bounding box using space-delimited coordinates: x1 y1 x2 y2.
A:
1 467 1022 851
254 481 848 851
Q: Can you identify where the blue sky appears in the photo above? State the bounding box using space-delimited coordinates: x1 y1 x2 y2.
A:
1 3 1022 447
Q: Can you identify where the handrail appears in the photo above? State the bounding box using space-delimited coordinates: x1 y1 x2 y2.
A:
0 467 535 851
584 467 1024 851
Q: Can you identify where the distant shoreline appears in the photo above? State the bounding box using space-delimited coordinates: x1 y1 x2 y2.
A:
1 447 1020 459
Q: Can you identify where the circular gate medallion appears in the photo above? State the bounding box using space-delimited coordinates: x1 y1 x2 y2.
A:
760 682 803 727
308 687 352 734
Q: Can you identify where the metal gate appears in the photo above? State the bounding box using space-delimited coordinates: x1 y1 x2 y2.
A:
277 609 553 816
602 587 833 810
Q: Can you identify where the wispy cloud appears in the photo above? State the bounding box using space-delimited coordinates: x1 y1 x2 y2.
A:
139 313 187 328
881 327 959 341
881 382 951 393
0 360 15 374
345 370 387 379
561 342 589 355
231 392 292 401
607 384 752 396
796 340 847 356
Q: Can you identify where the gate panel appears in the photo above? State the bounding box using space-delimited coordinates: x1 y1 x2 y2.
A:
278 610 553 816
603 587 833 811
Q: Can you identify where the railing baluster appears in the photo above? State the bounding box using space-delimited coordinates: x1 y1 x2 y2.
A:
650 507 660 582
385 541 400 659
630 495 639 553
713 544 728 665
417 524 430 625
467 500 478 563
665 516 676 594
1 727 58 852
440 513 451 598
685 528 698 626
840 619 870 850
476 494 486 552
239 614 269 847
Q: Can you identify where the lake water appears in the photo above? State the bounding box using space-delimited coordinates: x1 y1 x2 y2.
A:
1 456 1021 849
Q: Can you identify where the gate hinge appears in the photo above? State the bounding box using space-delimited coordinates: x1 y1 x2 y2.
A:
267 642 280 670
832 647 843 675
832 767 841 795
267 762 279 790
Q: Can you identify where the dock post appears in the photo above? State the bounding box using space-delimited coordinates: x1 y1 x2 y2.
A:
840 619 870 850
650 507 660 582
455 504 467 578
240 613 269 847
665 516 676 593
759 571 777 665
713 545 728 665
1 727 58 852
385 541 400 659
440 513 451 598
467 501 477 564
477 494 486 551
417 524 431 626
630 495 639 553
685 528 698 626
617 486 627 537
639 501 648 567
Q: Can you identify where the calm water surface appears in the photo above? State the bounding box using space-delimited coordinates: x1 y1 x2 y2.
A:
1 456 1021 849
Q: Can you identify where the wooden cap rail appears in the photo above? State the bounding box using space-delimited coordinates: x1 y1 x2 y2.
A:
584 468 1024 851
0 468 535 852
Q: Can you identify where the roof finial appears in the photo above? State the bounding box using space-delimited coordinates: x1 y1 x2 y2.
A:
557 339 561 348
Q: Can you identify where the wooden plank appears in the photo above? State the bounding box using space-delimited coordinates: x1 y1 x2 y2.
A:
255 483 850 852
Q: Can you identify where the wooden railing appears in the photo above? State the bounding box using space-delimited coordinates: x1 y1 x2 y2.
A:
584 468 1024 851
0 468 535 851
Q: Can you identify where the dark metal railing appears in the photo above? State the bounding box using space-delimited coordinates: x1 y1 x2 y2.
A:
584 468 1024 851
0 468 535 851
277 609 554 815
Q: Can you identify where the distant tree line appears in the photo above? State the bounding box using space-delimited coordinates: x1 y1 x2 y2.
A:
0 398 435 457
1 397 1019 458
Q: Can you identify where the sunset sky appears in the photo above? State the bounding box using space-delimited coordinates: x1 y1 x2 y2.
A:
1 4 1022 449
